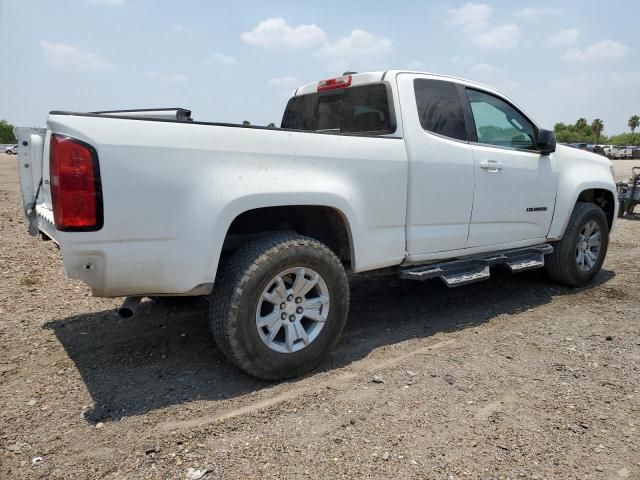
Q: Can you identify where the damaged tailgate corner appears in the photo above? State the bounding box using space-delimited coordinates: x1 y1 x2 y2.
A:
14 127 48 236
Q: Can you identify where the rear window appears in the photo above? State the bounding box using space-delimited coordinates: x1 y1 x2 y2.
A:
281 83 394 134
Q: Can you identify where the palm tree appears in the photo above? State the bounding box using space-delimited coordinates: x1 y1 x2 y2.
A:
591 118 604 145
575 118 588 132
629 115 640 144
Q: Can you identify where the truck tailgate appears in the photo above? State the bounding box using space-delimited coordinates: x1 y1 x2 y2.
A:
14 127 55 239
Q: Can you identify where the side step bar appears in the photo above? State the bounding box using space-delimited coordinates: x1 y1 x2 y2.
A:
400 244 553 288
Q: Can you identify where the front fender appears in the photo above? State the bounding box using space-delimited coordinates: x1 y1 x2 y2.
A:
547 146 617 240
548 181 617 240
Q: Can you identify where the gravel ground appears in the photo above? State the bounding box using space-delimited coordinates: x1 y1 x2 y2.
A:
1 153 639 479
611 159 640 182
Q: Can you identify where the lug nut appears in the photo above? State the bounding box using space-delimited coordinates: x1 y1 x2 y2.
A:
287 294 294 301
281 313 287 320
280 302 286 310
295 297 302 304
296 307 303 314
289 315 296 322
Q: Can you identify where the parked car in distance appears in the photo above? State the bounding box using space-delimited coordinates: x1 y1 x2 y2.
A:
15 70 619 380
617 146 633 158
4 144 18 155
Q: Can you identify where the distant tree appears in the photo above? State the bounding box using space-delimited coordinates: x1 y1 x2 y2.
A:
242 120 251 126
554 122 586 144
267 122 276 128
0 120 16 144
591 118 604 145
609 132 638 146
629 115 639 144
575 118 588 132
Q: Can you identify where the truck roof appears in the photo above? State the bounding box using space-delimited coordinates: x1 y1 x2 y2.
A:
292 70 500 97
292 70 537 130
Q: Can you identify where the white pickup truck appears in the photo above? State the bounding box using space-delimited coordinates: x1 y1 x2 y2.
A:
15 71 618 379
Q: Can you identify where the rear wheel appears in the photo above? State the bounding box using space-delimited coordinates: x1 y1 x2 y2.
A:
545 202 609 287
209 233 349 380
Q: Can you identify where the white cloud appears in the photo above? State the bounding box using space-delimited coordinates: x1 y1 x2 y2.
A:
549 28 580 46
40 41 116 73
445 3 493 31
514 6 559 18
563 40 628 63
444 3 519 49
316 30 392 58
474 25 519 49
241 18 390 72
208 53 237 65
172 24 184 32
268 77 301 90
88 0 126 5
145 72 188 84
241 18 326 49
470 63 501 76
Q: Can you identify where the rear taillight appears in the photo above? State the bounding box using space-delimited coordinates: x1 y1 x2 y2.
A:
317 75 352 92
50 134 103 231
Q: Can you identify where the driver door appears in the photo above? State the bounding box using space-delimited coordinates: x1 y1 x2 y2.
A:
464 88 558 248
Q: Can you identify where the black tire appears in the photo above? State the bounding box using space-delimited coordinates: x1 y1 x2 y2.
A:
209 233 349 380
545 202 609 287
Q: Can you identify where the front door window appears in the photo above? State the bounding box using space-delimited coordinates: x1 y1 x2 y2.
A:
466 89 536 150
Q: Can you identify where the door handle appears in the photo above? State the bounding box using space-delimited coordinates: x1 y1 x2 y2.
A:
480 160 503 172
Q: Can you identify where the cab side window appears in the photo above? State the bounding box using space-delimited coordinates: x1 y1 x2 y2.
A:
466 89 536 150
414 79 468 141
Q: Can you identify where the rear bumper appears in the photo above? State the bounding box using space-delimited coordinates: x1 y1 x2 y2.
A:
63 244 214 298
34 206 213 298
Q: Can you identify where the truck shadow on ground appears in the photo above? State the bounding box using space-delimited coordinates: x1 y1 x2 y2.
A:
44 267 614 423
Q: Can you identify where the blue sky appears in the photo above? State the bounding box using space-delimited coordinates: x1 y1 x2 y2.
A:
1 0 639 134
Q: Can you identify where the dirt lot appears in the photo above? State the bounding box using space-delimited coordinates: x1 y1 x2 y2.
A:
1 153 639 479
612 159 640 182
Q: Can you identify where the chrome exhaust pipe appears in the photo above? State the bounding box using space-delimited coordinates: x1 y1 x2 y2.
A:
118 296 142 318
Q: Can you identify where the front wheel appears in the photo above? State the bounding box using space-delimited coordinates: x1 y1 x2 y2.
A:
545 202 609 287
209 233 349 380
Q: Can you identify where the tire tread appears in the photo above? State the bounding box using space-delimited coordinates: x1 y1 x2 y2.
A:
545 202 608 287
210 233 347 380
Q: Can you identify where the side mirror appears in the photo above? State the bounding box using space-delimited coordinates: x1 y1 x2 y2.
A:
536 129 556 155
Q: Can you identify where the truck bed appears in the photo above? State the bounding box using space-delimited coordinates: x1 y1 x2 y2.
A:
15 111 408 296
